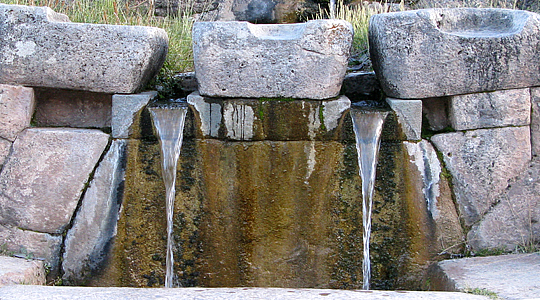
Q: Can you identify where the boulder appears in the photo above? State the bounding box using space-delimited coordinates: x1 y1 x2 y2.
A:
0 224 62 273
63 140 126 284
467 159 540 251
0 128 109 234
193 20 353 99
0 84 34 141
431 127 531 226
370 8 540 99
449 88 530 131
0 4 168 94
0 256 45 287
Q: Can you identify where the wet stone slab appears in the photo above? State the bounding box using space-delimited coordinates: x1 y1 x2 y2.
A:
0 286 490 299
429 253 540 300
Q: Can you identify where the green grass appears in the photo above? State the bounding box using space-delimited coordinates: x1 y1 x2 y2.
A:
1 0 195 75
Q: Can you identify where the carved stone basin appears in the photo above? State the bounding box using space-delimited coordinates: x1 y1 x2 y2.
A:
369 8 540 99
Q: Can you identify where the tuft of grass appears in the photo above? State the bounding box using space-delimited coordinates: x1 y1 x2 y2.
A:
315 1 399 71
1 0 196 74
463 287 501 299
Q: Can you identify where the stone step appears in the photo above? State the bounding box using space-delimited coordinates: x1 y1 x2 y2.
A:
0 286 490 299
0 256 45 287
428 253 540 300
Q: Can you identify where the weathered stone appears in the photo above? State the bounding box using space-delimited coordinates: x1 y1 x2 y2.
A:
449 88 530 131
0 224 62 273
0 138 10 168
32 88 112 128
112 91 157 139
422 98 450 131
386 98 422 141
370 8 540 99
63 140 126 285
193 20 353 99
431 127 531 225
0 4 168 93
340 71 381 100
172 72 198 94
0 128 109 233
467 158 540 251
404 140 464 255
530 87 540 156
0 84 34 141
187 92 351 140
0 286 491 300
0 256 45 287
428 253 540 300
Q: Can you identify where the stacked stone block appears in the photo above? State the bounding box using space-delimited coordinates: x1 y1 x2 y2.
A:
370 7 540 251
0 3 167 284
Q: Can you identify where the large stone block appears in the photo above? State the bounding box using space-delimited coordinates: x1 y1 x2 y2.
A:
193 20 353 99
449 88 530 131
0 128 109 233
467 159 540 251
0 4 168 94
370 8 540 99
404 140 464 254
62 140 126 284
0 256 45 287
0 224 62 273
431 127 531 226
33 88 112 128
0 84 34 141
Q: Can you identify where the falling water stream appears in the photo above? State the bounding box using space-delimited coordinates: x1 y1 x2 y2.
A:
350 107 388 290
149 101 188 288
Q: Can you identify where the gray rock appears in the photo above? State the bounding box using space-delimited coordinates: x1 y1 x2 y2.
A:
0 256 45 287
422 97 451 131
449 88 530 131
0 128 109 233
530 87 540 156
467 159 540 251
0 224 62 273
404 140 464 254
370 8 540 99
0 4 168 94
62 140 126 284
0 84 35 141
386 98 422 141
172 72 198 93
428 253 540 300
431 127 531 226
0 138 10 168
112 91 157 139
0 286 491 299
32 88 111 129
193 20 353 99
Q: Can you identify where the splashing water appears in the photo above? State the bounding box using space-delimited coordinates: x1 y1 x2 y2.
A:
149 102 188 288
350 108 388 290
